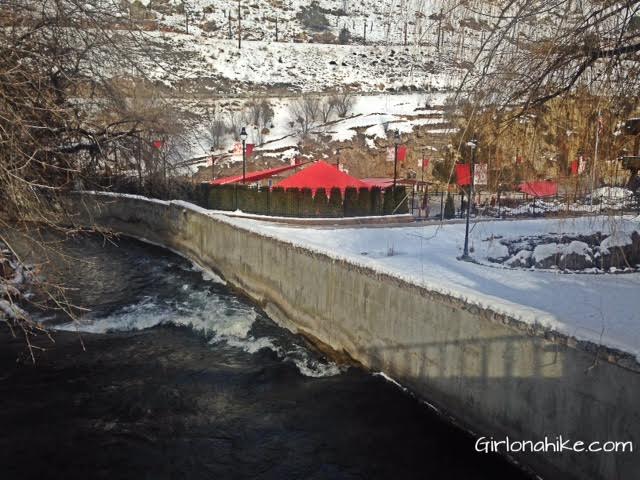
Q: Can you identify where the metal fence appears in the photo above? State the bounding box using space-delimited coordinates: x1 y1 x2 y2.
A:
407 188 640 220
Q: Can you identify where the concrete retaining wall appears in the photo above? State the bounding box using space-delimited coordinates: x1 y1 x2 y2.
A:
68 193 640 480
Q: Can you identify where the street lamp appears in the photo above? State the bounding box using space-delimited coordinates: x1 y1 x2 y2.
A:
240 126 248 183
393 129 401 190
462 138 478 261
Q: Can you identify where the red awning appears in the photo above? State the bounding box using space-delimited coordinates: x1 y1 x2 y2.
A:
210 163 305 185
519 181 558 197
275 160 369 194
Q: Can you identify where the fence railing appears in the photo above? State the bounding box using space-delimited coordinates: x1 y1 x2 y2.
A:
407 189 640 220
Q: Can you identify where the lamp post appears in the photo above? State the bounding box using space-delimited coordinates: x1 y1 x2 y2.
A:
240 126 248 183
462 138 478 260
393 129 401 190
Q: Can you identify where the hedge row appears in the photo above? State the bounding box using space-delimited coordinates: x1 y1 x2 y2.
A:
90 176 408 217
207 185 408 217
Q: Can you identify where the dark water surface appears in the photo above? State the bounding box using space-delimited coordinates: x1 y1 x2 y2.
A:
0 234 532 479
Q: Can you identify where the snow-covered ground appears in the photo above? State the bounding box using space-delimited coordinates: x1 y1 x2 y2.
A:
219 212 640 361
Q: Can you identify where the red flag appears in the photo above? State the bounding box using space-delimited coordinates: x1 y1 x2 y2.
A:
245 143 255 157
455 163 471 186
570 160 578 175
421 158 430 169
397 145 407 163
152 140 164 149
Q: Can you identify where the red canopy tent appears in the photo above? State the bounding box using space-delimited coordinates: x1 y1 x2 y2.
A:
519 181 558 198
276 161 369 195
210 162 305 185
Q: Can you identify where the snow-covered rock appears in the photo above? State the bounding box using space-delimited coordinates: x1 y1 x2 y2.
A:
559 241 593 270
600 231 633 253
532 243 561 269
599 230 640 270
505 250 533 268
485 242 509 263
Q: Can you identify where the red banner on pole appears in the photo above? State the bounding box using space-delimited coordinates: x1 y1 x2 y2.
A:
152 140 164 149
246 144 254 157
455 163 471 186
570 160 578 175
421 158 430 169
397 145 407 163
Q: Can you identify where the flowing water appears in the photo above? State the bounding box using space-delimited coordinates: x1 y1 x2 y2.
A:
0 233 532 479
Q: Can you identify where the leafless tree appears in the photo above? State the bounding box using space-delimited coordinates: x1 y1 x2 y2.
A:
204 108 228 150
455 0 640 117
0 0 185 354
319 97 335 124
289 95 321 135
330 92 354 118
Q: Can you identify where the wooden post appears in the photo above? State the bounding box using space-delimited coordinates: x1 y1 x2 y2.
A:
363 18 366 44
404 21 407 46
238 0 241 49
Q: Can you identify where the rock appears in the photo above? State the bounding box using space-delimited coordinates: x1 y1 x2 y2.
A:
559 241 593 270
533 243 561 269
631 231 640 265
599 231 635 270
506 250 533 268
486 242 510 263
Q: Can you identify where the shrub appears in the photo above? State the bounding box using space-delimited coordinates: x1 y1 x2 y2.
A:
338 27 351 44
209 185 236 211
313 188 330 217
328 187 343 217
297 2 329 31
370 187 383 215
383 186 409 214
343 187 359 217
270 187 288 216
355 187 372 216
444 193 456 218
300 188 314 216
286 188 301 216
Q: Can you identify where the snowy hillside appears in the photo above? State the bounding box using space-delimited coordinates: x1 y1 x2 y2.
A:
119 0 500 93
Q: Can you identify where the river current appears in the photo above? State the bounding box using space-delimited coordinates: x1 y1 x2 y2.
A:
0 233 532 479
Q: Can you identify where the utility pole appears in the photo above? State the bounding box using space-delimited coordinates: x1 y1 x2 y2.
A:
228 11 232 39
238 0 241 50
275 17 278 42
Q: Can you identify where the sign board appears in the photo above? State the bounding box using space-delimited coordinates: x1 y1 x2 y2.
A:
386 147 395 162
474 163 488 185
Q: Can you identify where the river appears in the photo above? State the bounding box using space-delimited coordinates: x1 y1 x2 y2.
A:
0 233 532 479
